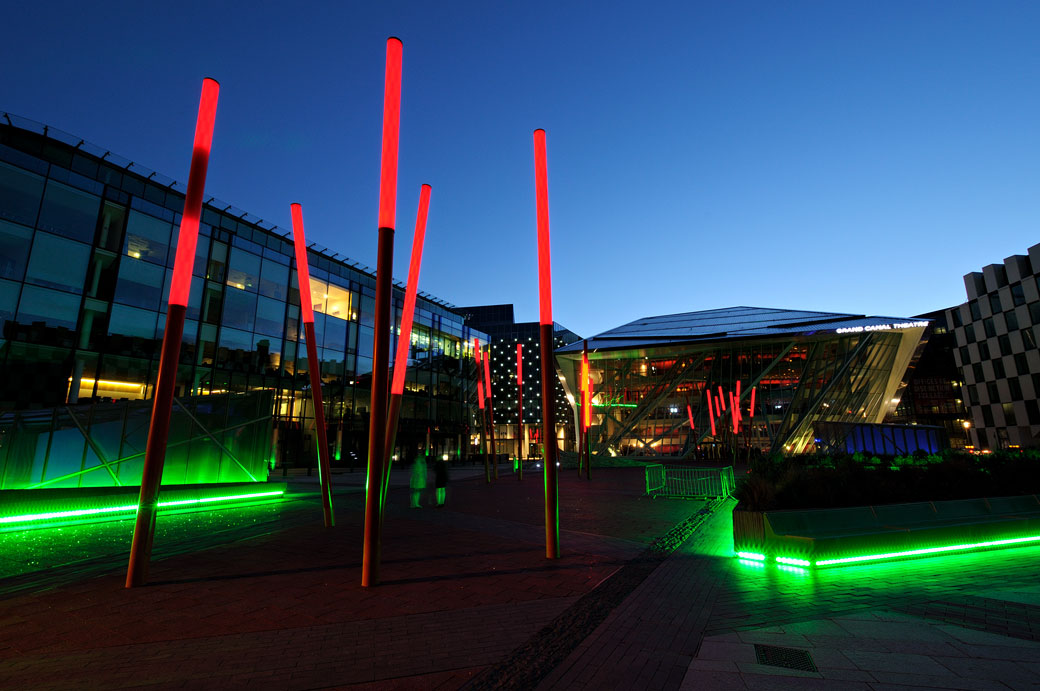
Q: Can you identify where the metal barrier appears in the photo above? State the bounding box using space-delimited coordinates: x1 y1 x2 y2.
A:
645 464 735 499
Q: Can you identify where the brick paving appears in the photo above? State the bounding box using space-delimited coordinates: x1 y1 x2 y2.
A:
5 468 1040 689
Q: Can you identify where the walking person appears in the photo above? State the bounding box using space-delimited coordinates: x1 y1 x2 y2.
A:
434 454 449 507
409 444 427 508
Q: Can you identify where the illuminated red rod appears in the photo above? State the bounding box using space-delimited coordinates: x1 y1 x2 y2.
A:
687 404 695 430
477 379 485 409
291 203 334 528
735 380 742 416
581 352 591 430
382 184 432 507
363 36 403 589
750 386 756 418
475 338 489 482
706 390 716 436
483 345 499 480
534 128 559 559
718 386 726 411
475 341 485 409
731 392 739 434
126 77 218 589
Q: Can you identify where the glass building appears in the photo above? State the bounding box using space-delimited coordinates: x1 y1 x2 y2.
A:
556 307 928 457
0 113 486 468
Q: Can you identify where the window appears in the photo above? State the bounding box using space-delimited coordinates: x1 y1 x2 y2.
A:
1023 328 1037 350
114 257 164 310
959 346 970 365
970 301 981 321
36 180 100 243
973 363 984 382
982 406 994 427
989 294 1003 315
124 210 171 265
993 359 1006 379
1011 283 1026 306
0 161 45 226
965 324 975 343
1030 302 1040 326
1006 310 1019 331
207 241 228 282
983 318 996 339
254 296 285 338
978 341 990 360
0 278 19 336
1002 402 1017 426
96 202 126 252
1014 353 1028 376
998 334 1012 357
1009 377 1023 400
25 232 90 294
258 258 288 300
16 284 80 330
324 315 347 352
0 220 33 281
951 308 963 328
987 381 999 403
108 304 158 340
227 248 260 292
222 287 257 332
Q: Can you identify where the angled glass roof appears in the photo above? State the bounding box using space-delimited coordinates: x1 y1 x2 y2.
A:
558 306 928 354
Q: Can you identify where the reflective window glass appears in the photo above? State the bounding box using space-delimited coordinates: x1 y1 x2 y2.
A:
124 210 171 264
324 315 347 352
326 283 353 320
0 161 45 226
1006 310 1019 331
201 281 223 324
307 276 328 315
218 326 253 353
25 232 89 293
36 180 99 243
227 247 260 292
207 241 227 282
253 335 282 373
970 301 981 321
222 287 257 332
255 296 285 338
108 304 157 340
114 257 164 310
16 284 80 330
96 202 126 252
0 278 20 336
258 258 288 300
989 294 1003 315
1011 284 1026 307
0 219 33 281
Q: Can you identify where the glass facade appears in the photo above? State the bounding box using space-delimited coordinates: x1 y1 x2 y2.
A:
557 307 927 457
0 115 486 468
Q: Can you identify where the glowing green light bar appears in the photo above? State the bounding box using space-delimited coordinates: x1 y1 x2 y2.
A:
775 556 811 567
815 534 1040 567
0 490 285 526
592 403 638 408
735 551 766 561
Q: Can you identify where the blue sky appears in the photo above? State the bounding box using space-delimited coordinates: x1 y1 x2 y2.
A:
3 1 1039 338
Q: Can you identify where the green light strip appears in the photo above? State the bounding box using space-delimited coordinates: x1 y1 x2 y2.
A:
815 534 1040 566
736 551 766 561
0 490 285 526
592 403 638 408
775 556 811 566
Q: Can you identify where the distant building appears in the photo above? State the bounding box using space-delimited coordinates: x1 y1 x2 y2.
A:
556 307 928 457
946 245 1040 450
458 304 580 457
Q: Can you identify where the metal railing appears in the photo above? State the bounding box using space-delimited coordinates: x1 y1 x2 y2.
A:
645 464 735 499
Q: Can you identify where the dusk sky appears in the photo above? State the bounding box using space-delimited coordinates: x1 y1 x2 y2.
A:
3 1 1039 338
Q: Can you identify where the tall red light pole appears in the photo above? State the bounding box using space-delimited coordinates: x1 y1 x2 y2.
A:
362 37 402 588
516 343 523 480
291 203 334 527
533 129 559 559
382 184 431 507
475 339 490 483
483 346 498 480
126 78 219 588
582 340 592 480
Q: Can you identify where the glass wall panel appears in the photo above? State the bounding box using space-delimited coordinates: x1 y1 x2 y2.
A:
254 296 285 338
36 180 100 243
24 232 90 293
223 287 257 332
16 284 80 330
0 161 45 227
108 304 158 340
227 247 260 292
114 257 164 310
0 219 33 281
258 258 288 300
326 283 353 320
324 315 347 353
124 210 171 264
0 278 20 338
95 201 126 252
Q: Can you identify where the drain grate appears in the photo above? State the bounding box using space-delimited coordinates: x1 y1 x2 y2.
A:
754 644 817 672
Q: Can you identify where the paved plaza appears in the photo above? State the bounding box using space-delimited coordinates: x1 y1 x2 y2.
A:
2 466 1040 689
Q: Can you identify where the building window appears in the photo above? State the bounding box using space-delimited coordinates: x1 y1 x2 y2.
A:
993 358 1006 379
978 341 990 360
1014 353 1028 376
951 308 963 328
1023 328 1037 350
0 219 33 281
983 318 996 339
1009 377 1023 400
36 180 100 244
965 324 976 343
114 257 164 310
1002 402 1017 426
998 334 1012 356
15 284 80 330
987 381 1000 403
1011 283 1025 307
989 293 1003 315
25 232 90 294
1030 302 1040 326
1006 309 1019 331
970 301 982 321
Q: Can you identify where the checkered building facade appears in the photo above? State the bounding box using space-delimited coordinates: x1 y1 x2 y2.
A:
946 243 1040 450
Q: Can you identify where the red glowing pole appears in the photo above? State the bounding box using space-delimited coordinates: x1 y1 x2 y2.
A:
483 347 498 480
382 184 431 508
750 386 756 418
476 339 490 480
577 351 586 476
534 128 559 559
731 392 739 435
517 343 524 480
706 389 716 437
582 339 592 480
291 204 335 528
126 78 218 588
718 386 726 411
362 37 402 589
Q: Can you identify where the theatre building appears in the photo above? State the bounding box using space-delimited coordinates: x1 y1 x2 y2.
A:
556 306 930 457
0 112 486 482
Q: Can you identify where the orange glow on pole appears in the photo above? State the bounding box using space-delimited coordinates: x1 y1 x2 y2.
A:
750 386 756 418
718 386 726 411
169 78 219 308
290 204 315 325
390 184 431 396
707 390 716 436
533 129 553 325
378 38 403 230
